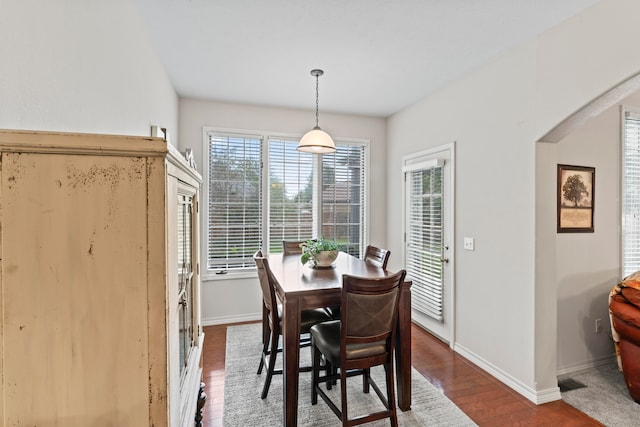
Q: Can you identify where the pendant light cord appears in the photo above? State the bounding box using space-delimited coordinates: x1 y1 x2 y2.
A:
315 73 320 128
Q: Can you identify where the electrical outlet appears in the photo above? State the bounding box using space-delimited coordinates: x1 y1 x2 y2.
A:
595 318 602 334
463 237 474 251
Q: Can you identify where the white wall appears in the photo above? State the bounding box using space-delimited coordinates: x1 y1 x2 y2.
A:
552 94 639 373
387 0 640 403
537 90 640 375
0 0 178 139
6 0 638 404
388 43 539 398
533 0 640 398
177 98 387 324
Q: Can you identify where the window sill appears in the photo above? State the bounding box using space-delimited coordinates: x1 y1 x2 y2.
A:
202 270 258 282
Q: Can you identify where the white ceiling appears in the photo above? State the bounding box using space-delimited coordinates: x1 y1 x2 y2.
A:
132 0 600 118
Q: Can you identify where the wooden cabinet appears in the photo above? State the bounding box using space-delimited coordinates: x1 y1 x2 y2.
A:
0 130 204 427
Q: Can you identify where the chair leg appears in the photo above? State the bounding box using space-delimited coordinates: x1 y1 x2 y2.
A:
332 364 338 387
311 339 321 405
385 362 398 427
257 323 271 375
325 360 333 390
363 368 370 393
261 331 279 399
340 371 349 426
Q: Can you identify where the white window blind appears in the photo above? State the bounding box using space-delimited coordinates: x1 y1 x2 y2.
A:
405 164 444 321
321 144 366 257
268 138 314 253
207 133 262 272
204 129 368 275
623 109 640 276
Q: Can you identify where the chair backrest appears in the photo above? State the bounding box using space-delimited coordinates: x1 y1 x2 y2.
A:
253 250 279 315
282 240 308 255
340 270 406 363
363 245 391 269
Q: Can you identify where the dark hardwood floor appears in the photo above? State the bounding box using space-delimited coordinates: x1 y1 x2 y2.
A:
200 322 602 426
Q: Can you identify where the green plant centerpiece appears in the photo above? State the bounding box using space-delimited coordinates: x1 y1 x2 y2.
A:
300 238 339 268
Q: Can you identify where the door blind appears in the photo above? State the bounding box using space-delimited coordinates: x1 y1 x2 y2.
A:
406 165 444 321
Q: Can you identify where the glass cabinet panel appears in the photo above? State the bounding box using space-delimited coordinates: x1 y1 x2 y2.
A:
177 189 196 379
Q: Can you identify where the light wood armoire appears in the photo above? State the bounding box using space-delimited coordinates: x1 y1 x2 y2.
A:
0 130 204 426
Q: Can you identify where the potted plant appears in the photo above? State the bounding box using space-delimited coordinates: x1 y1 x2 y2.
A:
300 238 339 268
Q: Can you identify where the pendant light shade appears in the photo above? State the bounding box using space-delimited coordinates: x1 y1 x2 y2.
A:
297 69 335 154
298 126 335 154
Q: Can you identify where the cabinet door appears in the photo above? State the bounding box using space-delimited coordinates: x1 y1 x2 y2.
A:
1 152 150 426
168 175 202 427
177 185 196 378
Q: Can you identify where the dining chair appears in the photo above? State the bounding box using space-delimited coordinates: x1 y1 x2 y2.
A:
364 245 391 269
309 269 407 427
253 250 332 399
326 245 392 321
282 239 308 255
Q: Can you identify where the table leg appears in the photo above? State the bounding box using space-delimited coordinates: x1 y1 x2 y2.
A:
281 296 301 427
395 281 412 410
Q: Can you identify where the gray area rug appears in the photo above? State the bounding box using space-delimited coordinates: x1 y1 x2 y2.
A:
223 323 477 426
560 362 640 426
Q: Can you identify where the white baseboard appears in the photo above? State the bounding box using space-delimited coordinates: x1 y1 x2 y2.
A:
536 386 562 404
556 354 617 377
454 342 560 404
202 313 261 326
453 345 618 404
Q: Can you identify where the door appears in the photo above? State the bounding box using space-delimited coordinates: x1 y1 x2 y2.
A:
403 144 454 344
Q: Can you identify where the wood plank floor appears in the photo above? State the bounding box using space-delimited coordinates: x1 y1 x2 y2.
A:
200 322 602 426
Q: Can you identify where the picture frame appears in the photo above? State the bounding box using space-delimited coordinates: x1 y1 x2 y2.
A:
557 164 595 233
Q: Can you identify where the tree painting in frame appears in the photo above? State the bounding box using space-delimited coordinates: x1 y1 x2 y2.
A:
557 164 595 233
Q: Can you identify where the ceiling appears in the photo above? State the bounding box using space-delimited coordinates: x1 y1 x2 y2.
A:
132 0 600 118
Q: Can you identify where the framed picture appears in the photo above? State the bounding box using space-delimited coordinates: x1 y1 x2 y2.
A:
557 164 595 233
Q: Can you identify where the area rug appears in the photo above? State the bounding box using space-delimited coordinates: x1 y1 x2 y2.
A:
223 323 477 426
560 362 640 426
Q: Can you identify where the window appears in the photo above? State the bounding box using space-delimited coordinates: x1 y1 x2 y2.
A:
207 133 262 272
321 144 366 256
204 129 368 276
268 137 314 252
623 107 640 276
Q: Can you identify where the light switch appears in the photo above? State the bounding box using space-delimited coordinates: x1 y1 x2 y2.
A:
463 237 474 251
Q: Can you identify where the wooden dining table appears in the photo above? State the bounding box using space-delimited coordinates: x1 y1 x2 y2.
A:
267 251 412 427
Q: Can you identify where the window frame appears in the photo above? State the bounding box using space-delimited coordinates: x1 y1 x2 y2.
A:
202 127 369 280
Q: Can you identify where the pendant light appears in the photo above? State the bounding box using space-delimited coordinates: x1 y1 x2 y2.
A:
297 69 336 154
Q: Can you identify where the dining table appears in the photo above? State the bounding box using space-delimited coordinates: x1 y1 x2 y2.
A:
267 251 412 427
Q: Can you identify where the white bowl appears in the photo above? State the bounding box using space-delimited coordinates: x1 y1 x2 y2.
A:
312 250 338 267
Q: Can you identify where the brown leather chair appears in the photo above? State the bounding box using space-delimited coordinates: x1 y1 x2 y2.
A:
609 280 640 402
310 269 407 427
364 245 391 269
253 250 331 399
326 245 391 321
